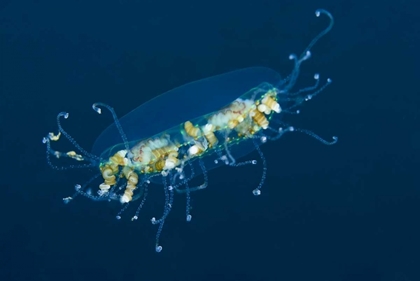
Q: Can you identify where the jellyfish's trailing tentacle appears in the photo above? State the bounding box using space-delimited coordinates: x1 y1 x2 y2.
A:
61 173 117 204
55 112 100 161
173 159 208 193
92 103 130 152
251 138 267 196
151 176 174 253
267 125 337 146
171 160 194 191
279 9 334 93
303 9 334 55
184 180 192 222
214 144 258 168
291 127 338 145
115 201 131 220
62 173 101 203
42 112 100 170
131 185 149 221
43 135 96 170
288 74 320 96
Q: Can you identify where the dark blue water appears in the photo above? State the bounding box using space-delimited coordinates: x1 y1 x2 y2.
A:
1 0 419 280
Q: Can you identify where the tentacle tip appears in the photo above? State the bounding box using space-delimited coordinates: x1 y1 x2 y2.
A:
58 112 69 119
327 78 332 83
315 9 333 22
252 189 261 196
92 104 102 114
289 54 297 60
186 214 192 222
314 73 320 79
156 245 163 253
332 136 338 141
42 137 48 144
151 217 157 224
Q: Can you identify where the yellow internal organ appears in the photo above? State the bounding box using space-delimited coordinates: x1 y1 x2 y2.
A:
48 132 61 141
101 166 117 185
152 144 178 160
165 152 179 169
152 147 166 159
155 159 166 171
110 151 127 166
204 130 217 147
184 121 201 138
98 150 128 192
66 151 84 161
230 115 244 128
120 167 139 203
262 95 281 113
251 109 269 129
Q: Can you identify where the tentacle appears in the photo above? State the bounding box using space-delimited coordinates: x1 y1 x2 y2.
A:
92 103 129 151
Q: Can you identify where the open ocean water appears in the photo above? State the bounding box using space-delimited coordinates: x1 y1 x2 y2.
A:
1 0 419 280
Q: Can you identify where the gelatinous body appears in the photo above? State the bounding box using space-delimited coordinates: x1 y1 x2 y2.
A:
43 9 337 252
92 67 282 156
93 67 282 183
